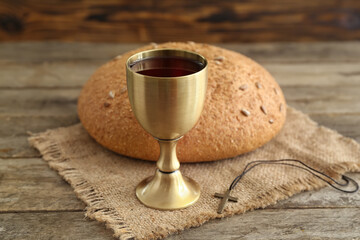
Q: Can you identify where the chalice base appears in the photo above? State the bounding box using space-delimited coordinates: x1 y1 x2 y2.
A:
136 169 200 210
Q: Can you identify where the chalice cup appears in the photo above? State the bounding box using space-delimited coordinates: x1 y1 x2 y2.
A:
126 49 208 210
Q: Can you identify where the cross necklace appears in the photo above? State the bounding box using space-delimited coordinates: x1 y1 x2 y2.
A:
214 159 358 214
214 189 238 214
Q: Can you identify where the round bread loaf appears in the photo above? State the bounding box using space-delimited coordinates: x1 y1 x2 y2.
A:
78 42 286 162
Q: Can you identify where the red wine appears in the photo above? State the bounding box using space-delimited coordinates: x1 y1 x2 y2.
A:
130 56 204 77
137 68 197 77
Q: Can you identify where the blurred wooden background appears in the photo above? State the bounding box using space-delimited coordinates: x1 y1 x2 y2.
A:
0 0 360 43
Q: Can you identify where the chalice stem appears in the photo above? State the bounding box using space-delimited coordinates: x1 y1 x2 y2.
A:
135 137 200 210
156 138 181 172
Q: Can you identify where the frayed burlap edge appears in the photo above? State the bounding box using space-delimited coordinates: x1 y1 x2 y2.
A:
28 131 136 240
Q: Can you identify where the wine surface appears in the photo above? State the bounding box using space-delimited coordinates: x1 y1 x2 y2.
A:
130 56 204 77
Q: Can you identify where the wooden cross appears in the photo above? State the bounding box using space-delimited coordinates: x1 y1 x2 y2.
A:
214 189 238 214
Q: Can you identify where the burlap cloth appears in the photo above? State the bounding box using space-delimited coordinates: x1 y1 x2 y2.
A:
29 107 360 240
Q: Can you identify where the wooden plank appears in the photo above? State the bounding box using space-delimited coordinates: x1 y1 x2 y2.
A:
0 89 79 116
0 212 115 240
223 42 360 63
170 208 360 240
283 86 360 114
0 1 360 42
1 42 360 64
1 156 359 212
0 158 84 211
0 208 359 240
0 42 139 63
271 173 360 209
289 101 360 115
0 62 99 88
1 61 360 88
0 136 40 158
264 62 360 87
1 86 360 117
309 113 360 141
0 115 79 137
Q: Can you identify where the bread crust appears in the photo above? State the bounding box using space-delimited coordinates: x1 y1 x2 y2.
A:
78 42 286 162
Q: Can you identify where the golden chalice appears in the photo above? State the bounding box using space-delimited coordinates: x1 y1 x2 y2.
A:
126 49 208 210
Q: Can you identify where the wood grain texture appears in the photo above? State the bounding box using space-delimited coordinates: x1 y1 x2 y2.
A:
1 86 359 118
0 212 116 240
170 208 360 240
0 1 360 42
0 62 99 88
267 63 360 87
0 116 79 139
0 158 85 211
0 136 40 158
310 114 360 141
1 61 360 88
1 42 360 63
271 172 360 209
1 209 359 240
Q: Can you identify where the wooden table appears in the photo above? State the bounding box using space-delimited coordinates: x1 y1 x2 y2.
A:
1 42 359 240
